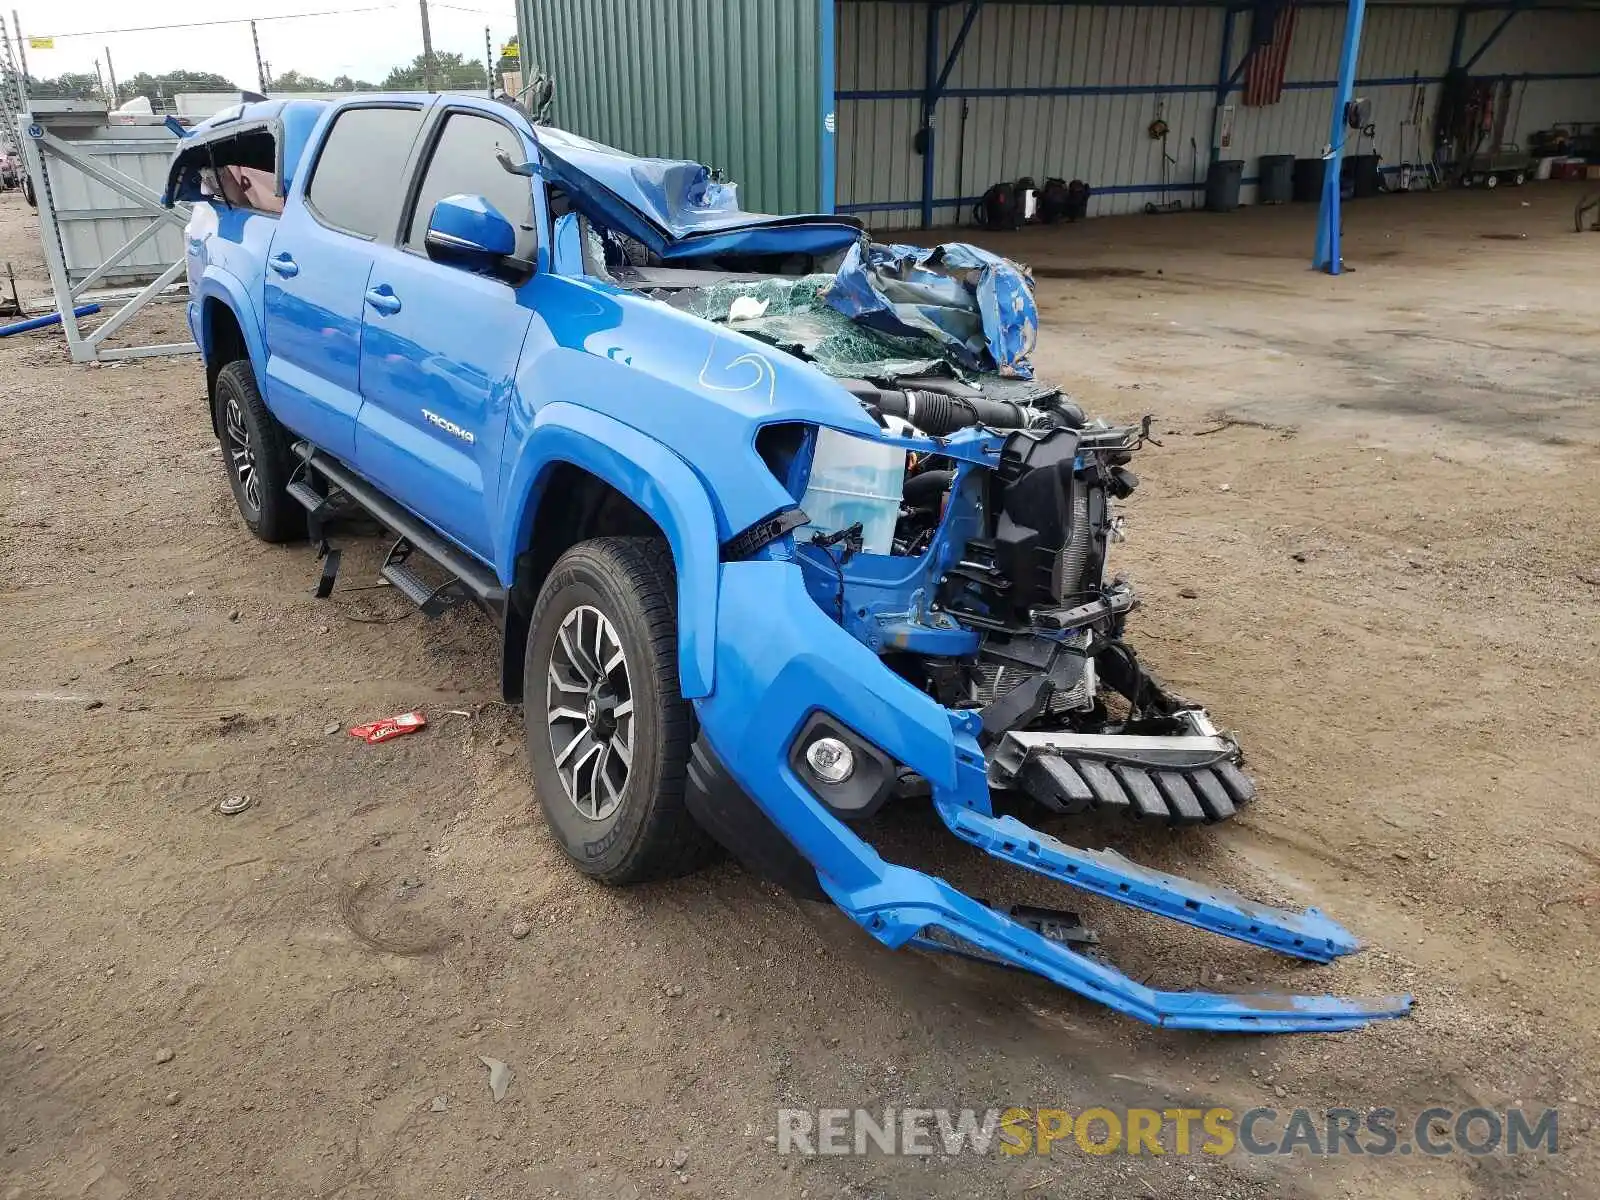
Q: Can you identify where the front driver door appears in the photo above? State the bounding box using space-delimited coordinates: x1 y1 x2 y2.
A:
354 108 536 562
262 102 425 460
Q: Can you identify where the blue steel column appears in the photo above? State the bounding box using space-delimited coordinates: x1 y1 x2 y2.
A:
921 3 942 229
1313 0 1368 274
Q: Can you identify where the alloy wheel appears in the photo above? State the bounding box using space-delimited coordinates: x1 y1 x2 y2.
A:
224 395 260 512
546 604 634 821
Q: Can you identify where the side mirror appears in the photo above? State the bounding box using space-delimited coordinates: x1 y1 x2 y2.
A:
424 194 516 271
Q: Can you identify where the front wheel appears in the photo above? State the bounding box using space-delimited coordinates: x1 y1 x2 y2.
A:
524 537 720 885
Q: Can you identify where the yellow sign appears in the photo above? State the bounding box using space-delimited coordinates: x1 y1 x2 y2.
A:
28 36 54 50
499 37 519 61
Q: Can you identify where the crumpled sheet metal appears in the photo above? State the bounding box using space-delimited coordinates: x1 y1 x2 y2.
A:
823 242 1039 380
679 242 1041 385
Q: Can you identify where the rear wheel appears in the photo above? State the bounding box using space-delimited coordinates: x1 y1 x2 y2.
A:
212 359 304 543
523 537 719 884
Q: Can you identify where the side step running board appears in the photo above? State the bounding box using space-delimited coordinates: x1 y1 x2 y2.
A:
381 537 467 617
935 801 1360 963
290 443 507 625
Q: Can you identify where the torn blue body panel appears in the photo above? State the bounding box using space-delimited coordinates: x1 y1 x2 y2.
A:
533 127 863 262
825 241 1039 379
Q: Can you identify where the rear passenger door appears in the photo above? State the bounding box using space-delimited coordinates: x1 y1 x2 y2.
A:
353 107 537 560
262 103 425 460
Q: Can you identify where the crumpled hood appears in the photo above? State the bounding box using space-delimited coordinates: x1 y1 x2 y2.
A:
533 127 864 261
670 241 1043 386
827 242 1039 379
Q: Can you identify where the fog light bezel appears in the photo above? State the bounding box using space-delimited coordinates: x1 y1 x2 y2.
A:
787 712 897 820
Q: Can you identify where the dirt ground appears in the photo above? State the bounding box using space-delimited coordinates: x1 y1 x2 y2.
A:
2 181 1598 1200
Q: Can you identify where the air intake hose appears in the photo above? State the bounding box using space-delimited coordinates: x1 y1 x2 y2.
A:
844 382 1034 435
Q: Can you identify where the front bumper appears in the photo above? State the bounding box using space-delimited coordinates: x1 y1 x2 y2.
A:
693 560 1411 1033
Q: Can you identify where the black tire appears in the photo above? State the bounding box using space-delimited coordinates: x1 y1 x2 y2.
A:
212 359 304 543
524 537 719 885
22 175 36 207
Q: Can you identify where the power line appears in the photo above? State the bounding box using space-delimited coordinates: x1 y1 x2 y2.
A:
36 6 397 41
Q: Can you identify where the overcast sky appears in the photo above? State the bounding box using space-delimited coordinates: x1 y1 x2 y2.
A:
12 0 519 90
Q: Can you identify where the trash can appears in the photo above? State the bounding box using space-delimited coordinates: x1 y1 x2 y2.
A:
1258 154 1295 204
1293 157 1326 202
1205 159 1245 212
1348 153 1381 198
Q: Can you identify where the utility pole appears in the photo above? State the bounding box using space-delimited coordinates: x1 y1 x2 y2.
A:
484 26 493 97
93 58 106 105
418 0 436 90
250 20 268 93
104 47 118 106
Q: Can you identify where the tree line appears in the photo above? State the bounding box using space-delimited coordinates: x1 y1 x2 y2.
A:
8 51 492 107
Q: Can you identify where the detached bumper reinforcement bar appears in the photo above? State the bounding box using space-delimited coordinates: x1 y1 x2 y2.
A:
834 864 1412 1033
935 802 1360 963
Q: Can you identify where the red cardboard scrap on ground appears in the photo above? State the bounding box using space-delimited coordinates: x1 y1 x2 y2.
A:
349 711 427 744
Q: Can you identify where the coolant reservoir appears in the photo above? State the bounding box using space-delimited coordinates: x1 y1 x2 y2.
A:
797 428 907 556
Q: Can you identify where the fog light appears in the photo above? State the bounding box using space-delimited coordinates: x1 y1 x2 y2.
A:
803 737 855 784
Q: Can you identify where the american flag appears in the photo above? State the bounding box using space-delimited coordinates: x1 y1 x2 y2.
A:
1243 6 1297 108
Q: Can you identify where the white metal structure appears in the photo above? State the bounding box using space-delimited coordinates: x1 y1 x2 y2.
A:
14 100 197 362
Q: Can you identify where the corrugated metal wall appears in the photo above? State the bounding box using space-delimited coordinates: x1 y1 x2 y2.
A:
520 0 825 214
1463 9 1600 141
837 2 1600 229
1226 5 1453 185
40 125 185 283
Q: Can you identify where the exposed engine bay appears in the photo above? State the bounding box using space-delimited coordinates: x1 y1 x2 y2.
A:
581 218 1257 827
787 379 1256 827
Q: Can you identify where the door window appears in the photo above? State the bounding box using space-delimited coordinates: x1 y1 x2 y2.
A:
305 106 425 239
405 112 536 255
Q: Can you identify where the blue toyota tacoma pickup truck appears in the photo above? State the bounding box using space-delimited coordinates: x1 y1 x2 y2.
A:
165 92 1409 1032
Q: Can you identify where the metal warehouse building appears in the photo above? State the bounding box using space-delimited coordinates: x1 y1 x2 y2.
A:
520 1 1600 253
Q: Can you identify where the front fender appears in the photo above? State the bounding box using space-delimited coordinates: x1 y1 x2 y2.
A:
496 402 720 699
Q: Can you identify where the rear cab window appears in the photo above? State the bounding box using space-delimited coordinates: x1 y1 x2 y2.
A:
167 122 285 215
304 106 426 240
403 110 538 261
